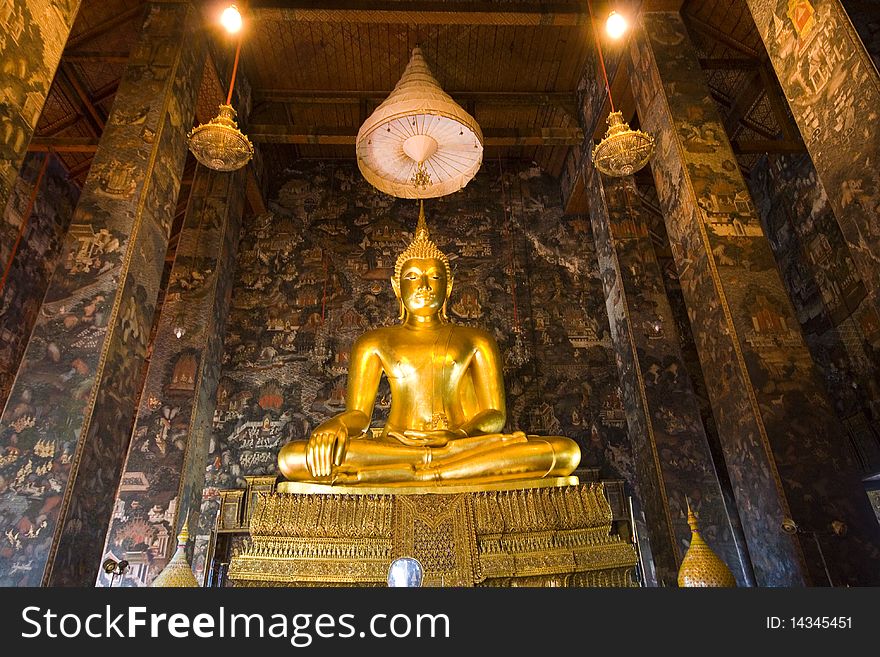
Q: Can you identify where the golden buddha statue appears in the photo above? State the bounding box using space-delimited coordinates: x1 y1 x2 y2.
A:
278 204 580 486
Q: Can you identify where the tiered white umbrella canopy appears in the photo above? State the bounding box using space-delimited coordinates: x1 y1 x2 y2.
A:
356 47 484 199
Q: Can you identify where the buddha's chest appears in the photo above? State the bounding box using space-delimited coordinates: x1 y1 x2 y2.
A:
381 332 472 383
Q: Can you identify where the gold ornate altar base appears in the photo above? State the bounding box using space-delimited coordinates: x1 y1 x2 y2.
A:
226 477 638 587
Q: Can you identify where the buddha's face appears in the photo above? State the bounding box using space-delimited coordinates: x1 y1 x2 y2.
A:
396 257 449 317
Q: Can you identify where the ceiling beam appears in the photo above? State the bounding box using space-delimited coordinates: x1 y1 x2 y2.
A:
28 137 99 153
248 1 679 26
250 1 589 25
255 89 576 106
59 64 106 134
64 5 145 51
699 57 760 70
484 127 583 146
248 124 583 146
67 158 94 179
54 69 100 138
682 14 762 60
254 89 578 123
643 0 684 8
709 89 791 141
723 70 764 139
758 65 799 141
92 80 120 105
36 113 82 138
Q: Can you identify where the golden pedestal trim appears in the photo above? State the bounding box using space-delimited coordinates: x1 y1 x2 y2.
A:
227 479 638 587
276 475 580 496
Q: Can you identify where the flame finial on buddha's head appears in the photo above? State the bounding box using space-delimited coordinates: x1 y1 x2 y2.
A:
394 201 452 285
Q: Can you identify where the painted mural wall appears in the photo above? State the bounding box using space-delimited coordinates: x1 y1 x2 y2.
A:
193 160 635 580
0 153 79 410
750 153 880 474
0 2 204 586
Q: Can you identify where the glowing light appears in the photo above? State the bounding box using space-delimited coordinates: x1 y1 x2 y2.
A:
220 5 243 34
605 11 628 39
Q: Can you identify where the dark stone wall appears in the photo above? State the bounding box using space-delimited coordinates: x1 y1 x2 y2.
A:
0 153 79 411
192 160 634 581
750 153 880 473
842 0 880 70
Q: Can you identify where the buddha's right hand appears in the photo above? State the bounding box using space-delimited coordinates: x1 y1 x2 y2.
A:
306 419 349 478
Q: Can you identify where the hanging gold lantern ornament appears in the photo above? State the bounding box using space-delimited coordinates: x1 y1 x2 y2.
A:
187 4 254 172
356 47 483 199
588 3 654 177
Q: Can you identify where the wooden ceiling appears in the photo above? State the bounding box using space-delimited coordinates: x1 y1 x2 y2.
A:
240 2 597 179
681 0 802 172
30 0 801 194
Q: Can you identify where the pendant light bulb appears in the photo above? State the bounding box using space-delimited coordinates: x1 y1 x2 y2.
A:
221 5 243 34
606 11 629 39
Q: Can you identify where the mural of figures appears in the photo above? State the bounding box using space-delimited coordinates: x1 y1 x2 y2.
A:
0 0 81 215
630 10 880 586
0 3 204 586
750 153 880 473
191 161 635 582
0 153 79 410
746 0 880 325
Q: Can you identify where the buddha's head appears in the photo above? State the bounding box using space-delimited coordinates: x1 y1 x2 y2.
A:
392 203 453 322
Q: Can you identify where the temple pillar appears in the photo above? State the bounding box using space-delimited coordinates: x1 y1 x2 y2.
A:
0 1 204 586
587 169 751 586
630 10 880 585
0 1 81 215
97 164 245 587
749 153 880 473
745 1 880 325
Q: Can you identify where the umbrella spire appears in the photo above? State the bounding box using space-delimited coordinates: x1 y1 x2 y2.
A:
356 48 483 199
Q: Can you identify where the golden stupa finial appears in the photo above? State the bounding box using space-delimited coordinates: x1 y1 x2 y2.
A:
394 200 451 283
177 517 190 545
677 498 737 588
416 199 428 239
151 516 199 588
686 498 699 533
